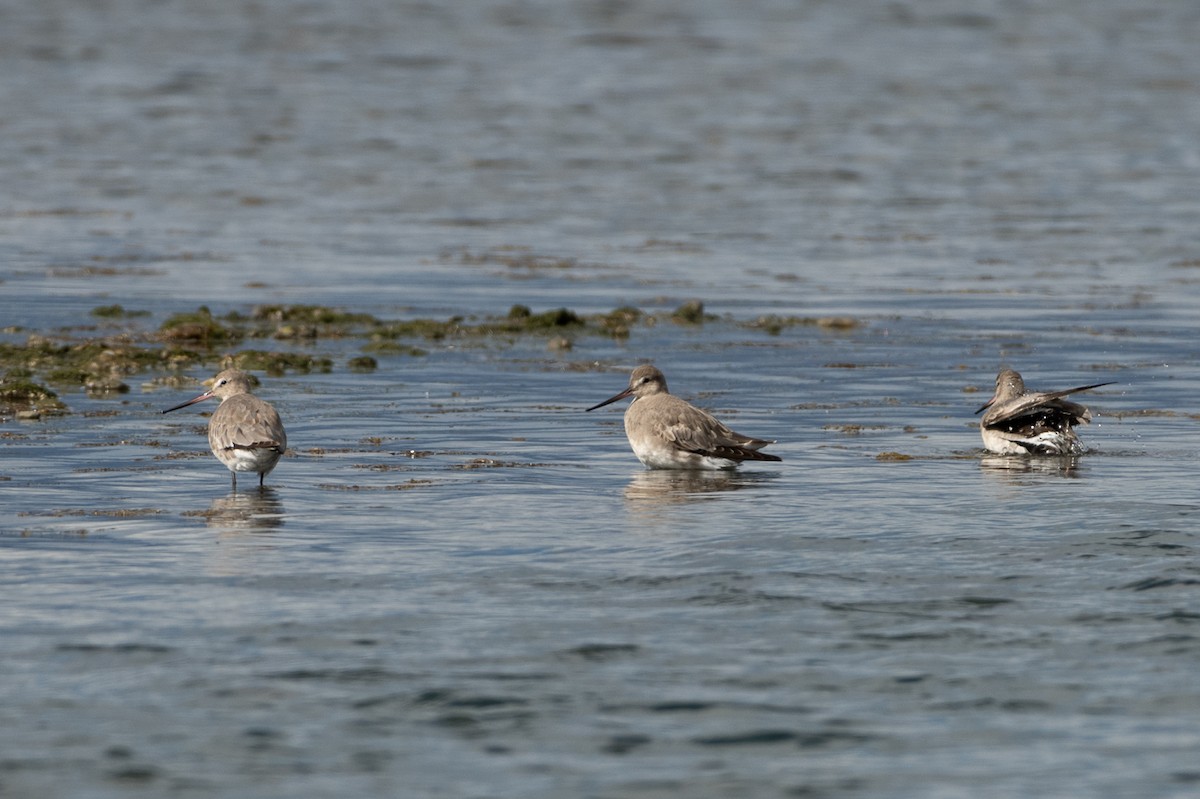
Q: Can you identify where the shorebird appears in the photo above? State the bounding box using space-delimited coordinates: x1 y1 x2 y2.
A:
586 364 781 470
162 369 287 489
975 368 1113 455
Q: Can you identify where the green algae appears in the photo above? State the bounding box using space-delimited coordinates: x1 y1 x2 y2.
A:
599 307 642 339
671 300 710 324
747 315 864 335
91 304 150 319
347 356 378 373
373 317 464 341
161 305 377 346
250 305 379 327
228 351 334 376
3 338 180 394
168 302 680 351
362 341 429 357
0 374 68 418
493 305 581 332
3 300 802 415
2 300 668 393
159 307 241 346
369 306 582 341
245 305 380 341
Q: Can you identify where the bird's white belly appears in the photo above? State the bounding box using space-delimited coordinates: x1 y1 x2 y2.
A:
981 427 1080 456
629 438 736 471
215 446 280 474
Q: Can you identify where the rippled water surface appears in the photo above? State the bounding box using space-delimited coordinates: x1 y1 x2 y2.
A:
3 1 1200 797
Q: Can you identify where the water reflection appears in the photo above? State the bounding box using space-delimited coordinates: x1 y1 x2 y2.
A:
205 487 285 531
979 454 1085 482
622 469 775 504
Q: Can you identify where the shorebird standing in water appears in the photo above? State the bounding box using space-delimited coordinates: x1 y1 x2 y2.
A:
975 368 1113 455
587 364 781 470
162 369 287 489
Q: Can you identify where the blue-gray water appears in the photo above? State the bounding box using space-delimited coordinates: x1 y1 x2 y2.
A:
3 1 1200 797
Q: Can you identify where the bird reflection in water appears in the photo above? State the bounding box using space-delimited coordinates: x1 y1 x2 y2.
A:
980 454 1085 481
622 469 776 504
204 487 285 531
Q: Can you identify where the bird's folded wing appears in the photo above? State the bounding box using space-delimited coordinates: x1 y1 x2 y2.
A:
984 384 1108 426
216 407 286 451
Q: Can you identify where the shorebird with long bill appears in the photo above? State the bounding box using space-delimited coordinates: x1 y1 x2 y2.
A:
587 364 781 470
975 368 1113 455
162 369 287 489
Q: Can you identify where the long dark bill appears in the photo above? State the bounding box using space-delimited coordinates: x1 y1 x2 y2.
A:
162 392 214 414
586 387 633 412
973 394 998 415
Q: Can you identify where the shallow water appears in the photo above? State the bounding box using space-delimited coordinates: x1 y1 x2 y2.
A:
3 1 1200 797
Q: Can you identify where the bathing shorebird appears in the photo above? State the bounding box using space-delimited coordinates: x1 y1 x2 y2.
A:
162 369 287 489
975 368 1113 455
586 364 781 470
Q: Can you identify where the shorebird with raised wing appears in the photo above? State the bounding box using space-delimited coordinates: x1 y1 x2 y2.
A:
162 369 287 489
587 365 781 470
975 368 1113 455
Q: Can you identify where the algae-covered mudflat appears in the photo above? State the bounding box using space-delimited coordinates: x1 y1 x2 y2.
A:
2 295 863 419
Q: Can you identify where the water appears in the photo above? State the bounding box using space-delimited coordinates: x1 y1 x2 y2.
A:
3 1 1200 797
